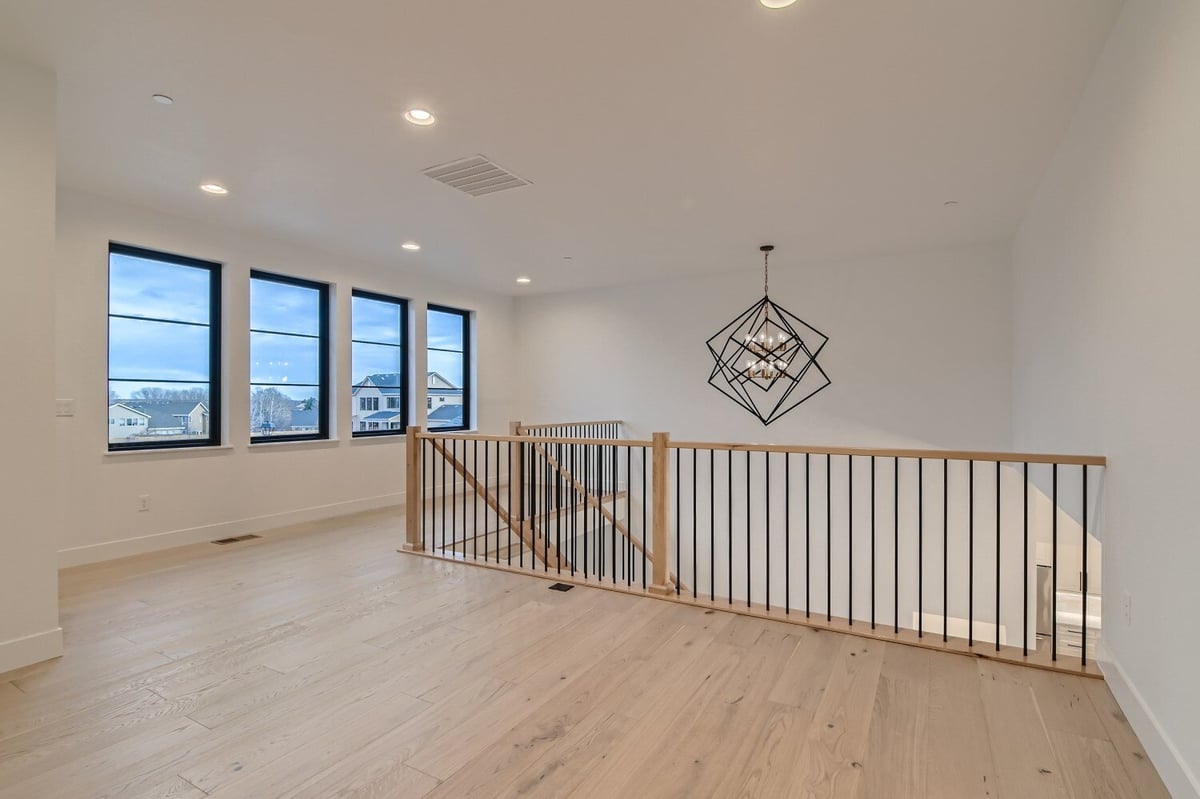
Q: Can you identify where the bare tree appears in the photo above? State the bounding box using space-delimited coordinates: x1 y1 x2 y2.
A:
251 388 293 433
130 387 209 403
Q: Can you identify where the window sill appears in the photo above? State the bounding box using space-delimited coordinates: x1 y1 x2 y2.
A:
248 438 341 451
351 434 406 445
105 445 234 459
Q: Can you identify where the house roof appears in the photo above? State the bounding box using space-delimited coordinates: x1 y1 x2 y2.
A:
427 371 458 390
353 372 459 396
361 411 404 422
111 400 207 429
428 405 464 422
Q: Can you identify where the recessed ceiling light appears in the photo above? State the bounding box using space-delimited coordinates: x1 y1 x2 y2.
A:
516 276 532 284
401 241 421 251
199 183 228 195
152 94 174 105
760 0 799 7
404 108 436 126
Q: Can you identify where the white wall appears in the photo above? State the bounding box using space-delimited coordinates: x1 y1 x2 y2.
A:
0 55 62 672
1013 1 1200 794
54 189 519 565
515 244 1031 639
517 243 1013 450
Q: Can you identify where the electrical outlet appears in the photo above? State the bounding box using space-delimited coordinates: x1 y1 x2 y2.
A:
138 494 151 512
1122 591 1132 626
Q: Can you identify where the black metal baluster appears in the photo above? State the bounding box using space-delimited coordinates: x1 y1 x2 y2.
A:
472 439 478 561
676 446 682 596
827 453 832 622
693 448 698 598
785 453 790 615
627 445 633 586
557 442 563 574
1052 463 1058 661
440 438 446 554
642 446 647 589
1023 461 1028 656
943 459 949 643
711 448 716 602
871 455 876 630
996 460 1001 651
572 443 578 576
766 451 771 612
969 459 975 647
848 454 853 626
729 449 733 604
507 440 513 566
918 457 923 638
805 453 810 618
420 438 427 549
543 442 549 573
747 450 752 608
583 441 590 578
1082 465 1088 667
894 457 899 634
484 439 489 562
612 443 618 584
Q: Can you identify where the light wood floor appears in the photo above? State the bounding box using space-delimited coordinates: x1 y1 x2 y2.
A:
0 508 1167 798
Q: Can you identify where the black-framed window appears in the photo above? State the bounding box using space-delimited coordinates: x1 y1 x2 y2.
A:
351 290 408 437
108 243 221 451
427 304 471 431
249 271 329 442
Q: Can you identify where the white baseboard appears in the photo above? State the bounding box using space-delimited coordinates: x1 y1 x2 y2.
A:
0 627 63 675
1098 645 1200 798
58 491 405 568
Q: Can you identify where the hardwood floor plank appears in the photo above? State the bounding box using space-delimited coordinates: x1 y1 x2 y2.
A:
1083 679 1173 799
978 659 1071 798
2 507 1166 798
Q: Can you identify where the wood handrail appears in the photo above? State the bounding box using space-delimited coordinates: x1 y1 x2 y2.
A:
518 419 622 433
666 441 1106 467
418 432 653 447
417 431 1104 467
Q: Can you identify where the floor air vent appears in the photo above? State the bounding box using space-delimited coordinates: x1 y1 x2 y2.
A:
548 583 574 592
422 155 531 197
211 534 262 545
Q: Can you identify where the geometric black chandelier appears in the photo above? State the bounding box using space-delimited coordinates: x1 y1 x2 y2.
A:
706 245 831 425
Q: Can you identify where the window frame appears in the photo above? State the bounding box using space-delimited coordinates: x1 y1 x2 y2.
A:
249 270 330 444
107 242 223 452
351 289 409 438
426 303 472 432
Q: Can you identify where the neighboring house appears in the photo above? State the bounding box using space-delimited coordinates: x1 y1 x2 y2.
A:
350 371 463 431
108 400 208 440
108 403 150 440
350 373 405 432
427 371 463 419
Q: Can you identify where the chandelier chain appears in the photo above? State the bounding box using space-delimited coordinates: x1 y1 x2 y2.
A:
763 248 769 297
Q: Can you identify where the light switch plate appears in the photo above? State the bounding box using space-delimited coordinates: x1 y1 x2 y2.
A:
56 398 76 417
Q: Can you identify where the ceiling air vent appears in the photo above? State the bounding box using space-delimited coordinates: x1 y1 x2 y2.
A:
422 155 531 197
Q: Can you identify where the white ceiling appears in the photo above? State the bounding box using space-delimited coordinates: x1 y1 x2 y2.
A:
0 0 1122 295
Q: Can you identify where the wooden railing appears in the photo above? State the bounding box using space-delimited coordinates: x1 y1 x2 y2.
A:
404 424 1105 676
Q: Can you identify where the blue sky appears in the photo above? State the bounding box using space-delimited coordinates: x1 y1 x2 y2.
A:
110 253 467 398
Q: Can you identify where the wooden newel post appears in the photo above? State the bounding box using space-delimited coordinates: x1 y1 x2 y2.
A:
403 425 423 552
509 421 525 524
648 431 674 596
